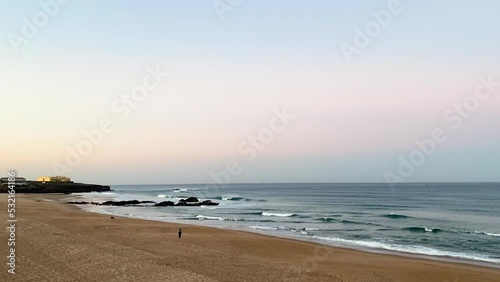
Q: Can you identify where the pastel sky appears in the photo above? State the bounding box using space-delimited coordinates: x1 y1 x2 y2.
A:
1 1 499 184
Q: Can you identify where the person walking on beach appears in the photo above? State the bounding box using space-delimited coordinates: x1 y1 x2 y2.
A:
178 228 182 239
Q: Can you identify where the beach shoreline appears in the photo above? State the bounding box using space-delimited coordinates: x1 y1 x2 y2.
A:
68 193 500 271
1 193 499 282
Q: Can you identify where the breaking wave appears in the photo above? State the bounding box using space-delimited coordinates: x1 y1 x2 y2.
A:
313 236 500 264
316 217 338 223
383 213 410 219
262 212 296 217
404 227 443 233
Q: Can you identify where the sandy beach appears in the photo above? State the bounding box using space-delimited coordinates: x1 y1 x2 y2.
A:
1 194 499 282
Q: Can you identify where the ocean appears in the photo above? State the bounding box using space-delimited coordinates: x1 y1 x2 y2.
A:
74 183 500 265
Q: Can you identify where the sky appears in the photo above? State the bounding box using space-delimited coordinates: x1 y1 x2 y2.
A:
1 0 499 184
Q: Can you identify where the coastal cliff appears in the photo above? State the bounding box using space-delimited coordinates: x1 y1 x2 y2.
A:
0 181 111 193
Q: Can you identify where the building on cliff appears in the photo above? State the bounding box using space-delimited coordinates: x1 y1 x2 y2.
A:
37 176 72 183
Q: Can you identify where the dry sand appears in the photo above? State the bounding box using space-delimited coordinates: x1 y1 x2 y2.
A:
0 194 499 282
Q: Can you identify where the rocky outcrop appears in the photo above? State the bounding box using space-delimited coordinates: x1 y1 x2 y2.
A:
177 197 199 206
155 201 175 207
0 182 111 194
182 197 199 203
67 201 100 205
100 200 156 206
176 199 219 206
199 200 219 206
66 198 219 207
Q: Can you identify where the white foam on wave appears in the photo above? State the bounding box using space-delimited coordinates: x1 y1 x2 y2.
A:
313 236 500 264
174 188 197 192
200 206 217 209
475 231 500 237
262 212 295 217
249 226 278 230
249 226 297 231
157 194 167 198
89 191 116 196
196 215 224 221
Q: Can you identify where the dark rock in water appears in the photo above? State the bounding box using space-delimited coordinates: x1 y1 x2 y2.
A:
66 201 99 205
155 201 175 207
176 202 201 206
176 197 201 206
100 200 156 206
66 198 219 207
179 197 199 203
67 201 90 205
174 200 219 206
200 200 219 206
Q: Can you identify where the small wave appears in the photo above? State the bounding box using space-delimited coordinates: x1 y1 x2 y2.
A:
231 219 276 223
213 196 249 201
91 192 116 195
312 236 500 264
157 194 168 198
237 212 265 215
338 219 384 227
262 212 296 217
377 228 396 231
249 226 278 230
474 231 500 237
183 216 276 223
200 205 217 209
315 217 378 225
340 220 379 226
249 226 300 232
383 213 410 219
341 220 360 224
249 226 327 234
316 217 338 223
174 188 197 193
484 232 500 237
195 215 224 221
405 227 443 233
